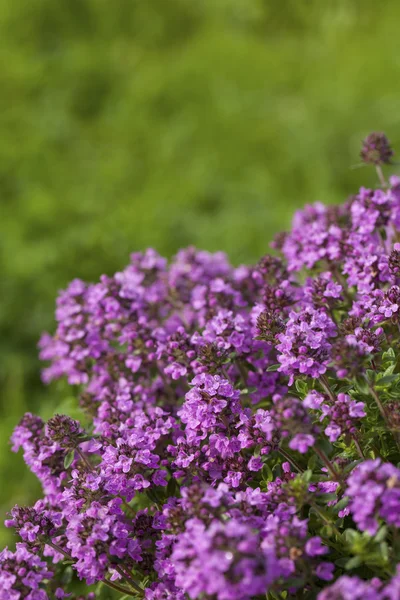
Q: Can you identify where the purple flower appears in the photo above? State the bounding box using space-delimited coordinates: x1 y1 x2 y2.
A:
315 562 334 581
289 433 315 454
305 537 328 557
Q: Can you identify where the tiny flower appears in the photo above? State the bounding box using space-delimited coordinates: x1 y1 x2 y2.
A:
289 433 315 454
248 456 263 472
305 537 329 557
315 562 335 581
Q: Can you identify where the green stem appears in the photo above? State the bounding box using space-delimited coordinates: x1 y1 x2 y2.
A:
235 359 248 388
46 541 142 597
309 501 341 538
114 565 144 595
313 446 341 482
320 374 335 403
103 578 139 597
368 382 400 451
352 435 365 460
376 164 387 187
278 447 303 473
75 447 93 471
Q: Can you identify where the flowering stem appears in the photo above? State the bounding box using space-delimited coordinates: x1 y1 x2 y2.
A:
278 448 303 473
75 447 93 471
122 499 136 516
103 578 139 597
329 263 352 304
309 501 341 537
46 541 142 597
235 359 248 388
352 435 365 460
221 366 233 384
376 164 387 187
313 446 341 482
320 374 336 403
367 382 400 450
368 382 388 421
46 540 72 560
114 564 144 595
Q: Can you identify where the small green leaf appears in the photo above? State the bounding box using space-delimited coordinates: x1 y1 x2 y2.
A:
335 557 352 567
334 496 349 512
341 529 359 544
302 469 313 483
262 463 273 482
295 379 308 396
345 556 363 569
307 454 318 470
64 450 75 469
376 374 398 387
166 477 180 498
375 525 388 543
380 541 389 561
267 364 280 372
354 376 369 395
382 348 396 361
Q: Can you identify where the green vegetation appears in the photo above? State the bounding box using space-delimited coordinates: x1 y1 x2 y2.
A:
1 0 400 545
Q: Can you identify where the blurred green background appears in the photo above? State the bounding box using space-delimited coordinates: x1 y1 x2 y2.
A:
1 0 400 545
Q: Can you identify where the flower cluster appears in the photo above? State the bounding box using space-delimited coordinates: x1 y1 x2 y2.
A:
4 134 400 599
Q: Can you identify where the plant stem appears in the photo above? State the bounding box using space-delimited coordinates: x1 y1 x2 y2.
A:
235 359 248 388
329 263 352 303
75 447 93 471
278 447 303 473
313 446 341 482
309 501 341 537
320 374 336 403
46 541 142 597
46 541 72 560
122 499 135 516
376 165 387 187
367 382 400 451
114 565 144 595
352 435 365 460
103 578 139 597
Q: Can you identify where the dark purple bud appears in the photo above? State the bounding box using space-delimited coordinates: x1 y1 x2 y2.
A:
46 414 84 450
360 132 394 165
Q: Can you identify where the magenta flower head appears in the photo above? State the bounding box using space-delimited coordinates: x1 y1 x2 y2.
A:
360 132 394 165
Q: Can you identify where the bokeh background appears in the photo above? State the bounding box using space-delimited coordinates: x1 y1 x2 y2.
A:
1 0 400 545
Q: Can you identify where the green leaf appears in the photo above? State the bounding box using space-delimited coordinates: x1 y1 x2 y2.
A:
345 556 363 569
335 557 352 567
383 363 396 376
380 541 389 561
343 459 363 474
341 529 359 544
302 469 313 483
382 348 396 361
354 376 369 395
262 463 273 482
375 526 388 543
267 364 280 372
64 450 75 469
334 496 349 512
295 379 307 395
166 477 180 498
376 374 398 387
307 454 318 471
